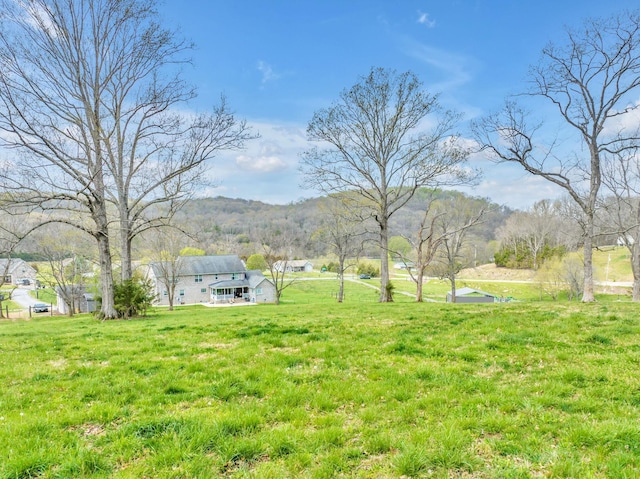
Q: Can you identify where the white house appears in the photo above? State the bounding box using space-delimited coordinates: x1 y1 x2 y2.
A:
0 258 37 285
273 260 313 273
148 255 276 306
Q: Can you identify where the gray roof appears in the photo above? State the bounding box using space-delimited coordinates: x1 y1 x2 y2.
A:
453 287 496 297
0 258 34 275
151 255 246 278
209 279 247 288
246 270 272 288
209 270 273 289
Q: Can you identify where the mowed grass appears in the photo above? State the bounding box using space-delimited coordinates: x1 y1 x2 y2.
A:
2 294 640 477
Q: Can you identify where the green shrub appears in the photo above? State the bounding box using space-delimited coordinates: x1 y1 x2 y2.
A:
357 262 379 278
113 278 156 318
246 253 267 271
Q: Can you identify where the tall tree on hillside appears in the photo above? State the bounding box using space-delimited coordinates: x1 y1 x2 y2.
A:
301 67 471 302
0 0 252 318
472 10 640 302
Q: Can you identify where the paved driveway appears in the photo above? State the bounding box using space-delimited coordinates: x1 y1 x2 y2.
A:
10 286 39 309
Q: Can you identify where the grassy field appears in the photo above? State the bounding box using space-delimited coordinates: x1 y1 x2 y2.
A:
2 281 640 478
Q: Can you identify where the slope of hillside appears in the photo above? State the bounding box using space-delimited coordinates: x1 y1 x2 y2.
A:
460 247 634 284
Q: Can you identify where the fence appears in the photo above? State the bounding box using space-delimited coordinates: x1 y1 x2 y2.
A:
0 305 54 320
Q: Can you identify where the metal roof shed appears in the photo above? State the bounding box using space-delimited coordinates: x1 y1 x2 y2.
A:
446 287 497 303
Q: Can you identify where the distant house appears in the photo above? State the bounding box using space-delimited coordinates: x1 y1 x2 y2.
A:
394 261 415 270
446 287 497 304
0 258 37 285
147 255 276 306
273 260 313 273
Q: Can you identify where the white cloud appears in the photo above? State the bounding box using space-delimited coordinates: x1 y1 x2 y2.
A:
235 153 286 173
602 98 640 137
200 119 314 204
417 11 436 28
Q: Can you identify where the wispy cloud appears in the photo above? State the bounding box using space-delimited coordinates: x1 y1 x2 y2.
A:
404 40 473 92
417 11 436 28
257 60 281 85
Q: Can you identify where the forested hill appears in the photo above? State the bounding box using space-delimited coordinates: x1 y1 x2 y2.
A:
171 191 511 260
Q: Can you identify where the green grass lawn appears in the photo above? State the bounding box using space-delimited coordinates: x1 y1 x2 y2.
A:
2 289 640 478
30 287 58 305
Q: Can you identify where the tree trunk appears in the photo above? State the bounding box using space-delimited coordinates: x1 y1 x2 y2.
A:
96 232 118 319
379 220 392 302
631 243 640 302
582 222 595 302
416 268 424 302
120 228 133 282
449 274 457 303
338 271 344 303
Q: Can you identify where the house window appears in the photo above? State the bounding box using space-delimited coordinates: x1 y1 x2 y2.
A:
195 275 203 283
200 288 206 293
214 274 218 280
163 290 168 296
256 288 262 295
179 290 185 296
231 273 237 280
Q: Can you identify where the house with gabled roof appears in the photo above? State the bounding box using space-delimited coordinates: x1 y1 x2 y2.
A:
0 258 37 285
273 259 313 273
148 255 276 306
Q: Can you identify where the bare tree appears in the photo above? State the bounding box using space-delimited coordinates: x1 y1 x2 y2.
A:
496 200 565 270
430 197 487 302
0 0 253 318
392 192 446 302
315 195 365 302
472 10 640 302
0 205 42 317
31 225 95 316
145 228 193 311
108 95 254 282
258 224 298 305
301 67 471 302
601 150 640 300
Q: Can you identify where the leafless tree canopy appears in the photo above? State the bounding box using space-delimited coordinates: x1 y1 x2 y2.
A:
301 67 473 302
0 0 253 317
472 10 640 302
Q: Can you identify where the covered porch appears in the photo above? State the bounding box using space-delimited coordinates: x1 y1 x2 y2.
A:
209 279 250 304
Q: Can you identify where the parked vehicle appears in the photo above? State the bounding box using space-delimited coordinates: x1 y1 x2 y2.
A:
33 303 49 313
359 274 371 279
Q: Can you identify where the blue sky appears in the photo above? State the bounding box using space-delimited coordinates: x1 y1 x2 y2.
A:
158 1 639 209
